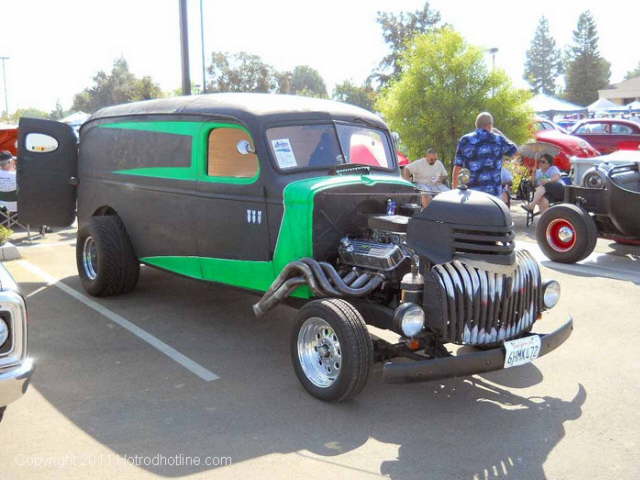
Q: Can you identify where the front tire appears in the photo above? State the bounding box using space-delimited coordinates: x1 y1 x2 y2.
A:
291 299 373 402
536 204 598 263
76 216 140 296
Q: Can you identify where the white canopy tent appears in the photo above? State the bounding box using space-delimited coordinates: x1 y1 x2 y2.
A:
587 98 618 112
60 111 90 127
529 93 586 117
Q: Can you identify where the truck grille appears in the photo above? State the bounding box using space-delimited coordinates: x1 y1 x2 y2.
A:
432 250 541 345
452 226 515 257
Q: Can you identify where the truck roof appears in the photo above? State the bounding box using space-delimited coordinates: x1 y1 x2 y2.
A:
88 93 387 131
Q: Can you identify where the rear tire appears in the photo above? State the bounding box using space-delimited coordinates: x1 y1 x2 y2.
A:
291 299 373 402
536 204 598 263
76 216 140 296
0 406 5 423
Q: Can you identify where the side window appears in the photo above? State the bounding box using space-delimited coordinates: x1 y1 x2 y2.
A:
577 123 606 134
25 132 59 153
611 123 633 135
207 128 258 178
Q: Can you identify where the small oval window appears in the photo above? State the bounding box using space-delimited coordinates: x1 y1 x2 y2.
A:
25 133 59 153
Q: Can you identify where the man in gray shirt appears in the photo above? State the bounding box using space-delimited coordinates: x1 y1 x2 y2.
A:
402 148 449 207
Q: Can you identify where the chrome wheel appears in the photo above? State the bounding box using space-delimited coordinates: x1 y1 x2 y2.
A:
82 236 98 280
297 317 342 388
546 218 577 253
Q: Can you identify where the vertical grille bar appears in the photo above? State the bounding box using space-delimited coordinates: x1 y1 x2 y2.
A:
444 263 465 342
434 265 456 340
478 271 489 344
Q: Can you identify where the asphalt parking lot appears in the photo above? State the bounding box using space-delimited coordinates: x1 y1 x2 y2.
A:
2 209 639 480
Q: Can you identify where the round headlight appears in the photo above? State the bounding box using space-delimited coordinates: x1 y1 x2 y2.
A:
0 318 8 348
543 280 561 309
393 303 425 337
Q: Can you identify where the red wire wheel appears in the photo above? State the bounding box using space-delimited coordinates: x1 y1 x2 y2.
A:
545 218 577 253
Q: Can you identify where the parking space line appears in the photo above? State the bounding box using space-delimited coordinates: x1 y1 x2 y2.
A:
17 260 220 382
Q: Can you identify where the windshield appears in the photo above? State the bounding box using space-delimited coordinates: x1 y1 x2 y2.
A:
266 123 395 171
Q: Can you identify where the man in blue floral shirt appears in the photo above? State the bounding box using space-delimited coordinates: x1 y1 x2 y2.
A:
452 112 518 197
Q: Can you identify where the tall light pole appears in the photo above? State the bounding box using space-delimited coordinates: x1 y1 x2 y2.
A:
0 56 9 118
200 0 206 93
178 0 191 95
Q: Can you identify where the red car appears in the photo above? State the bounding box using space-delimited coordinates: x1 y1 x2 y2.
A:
569 118 640 155
532 118 600 172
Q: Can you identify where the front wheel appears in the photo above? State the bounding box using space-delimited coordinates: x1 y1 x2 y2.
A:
291 299 373 402
76 216 140 296
536 204 598 263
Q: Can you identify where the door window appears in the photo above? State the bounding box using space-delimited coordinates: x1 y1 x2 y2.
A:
207 128 258 178
575 123 608 134
611 123 633 135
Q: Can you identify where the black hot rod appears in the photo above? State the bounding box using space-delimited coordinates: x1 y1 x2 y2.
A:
17 94 572 401
536 158 640 263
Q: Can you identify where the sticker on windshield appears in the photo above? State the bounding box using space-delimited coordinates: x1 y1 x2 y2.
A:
272 138 297 168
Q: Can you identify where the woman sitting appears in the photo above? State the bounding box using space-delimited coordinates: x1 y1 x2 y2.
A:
522 153 564 213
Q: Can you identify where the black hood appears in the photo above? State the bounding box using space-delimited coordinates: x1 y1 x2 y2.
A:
418 188 512 227
407 188 515 266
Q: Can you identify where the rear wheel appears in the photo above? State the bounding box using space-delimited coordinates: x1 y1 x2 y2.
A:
536 204 598 263
0 406 5 423
291 299 373 402
76 216 140 296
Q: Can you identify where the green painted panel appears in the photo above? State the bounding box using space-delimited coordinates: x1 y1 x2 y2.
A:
101 120 260 184
112 167 195 180
141 256 203 280
101 121 205 136
200 258 274 291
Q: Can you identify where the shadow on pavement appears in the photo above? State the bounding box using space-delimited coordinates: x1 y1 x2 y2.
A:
18 269 586 479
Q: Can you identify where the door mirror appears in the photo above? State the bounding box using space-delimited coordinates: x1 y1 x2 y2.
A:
236 139 255 155
25 133 59 153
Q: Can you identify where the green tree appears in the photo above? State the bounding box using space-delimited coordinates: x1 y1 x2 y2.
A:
377 28 532 168
275 65 327 97
72 58 162 113
564 11 610 106
625 61 640 80
8 107 49 123
332 80 376 111
49 100 66 120
290 66 327 97
371 2 442 88
524 17 563 94
207 51 277 93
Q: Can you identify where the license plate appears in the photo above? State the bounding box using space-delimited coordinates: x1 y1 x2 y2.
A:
503 335 541 368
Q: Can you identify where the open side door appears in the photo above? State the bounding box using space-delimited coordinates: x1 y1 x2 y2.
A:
17 118 78 227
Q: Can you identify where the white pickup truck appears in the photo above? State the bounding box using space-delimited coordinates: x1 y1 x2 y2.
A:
0 263 34 422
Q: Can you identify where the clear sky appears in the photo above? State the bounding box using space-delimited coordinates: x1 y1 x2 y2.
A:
2 0 639 114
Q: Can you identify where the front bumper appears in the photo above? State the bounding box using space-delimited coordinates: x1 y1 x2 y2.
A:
0 358 35 406
383 317 573 384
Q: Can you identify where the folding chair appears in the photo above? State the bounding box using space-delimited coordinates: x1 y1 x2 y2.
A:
0 190 36 241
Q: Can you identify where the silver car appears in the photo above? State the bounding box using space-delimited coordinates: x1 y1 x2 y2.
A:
0 263 34 422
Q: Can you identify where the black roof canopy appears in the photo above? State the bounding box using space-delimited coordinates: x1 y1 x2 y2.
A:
87 93 387 132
